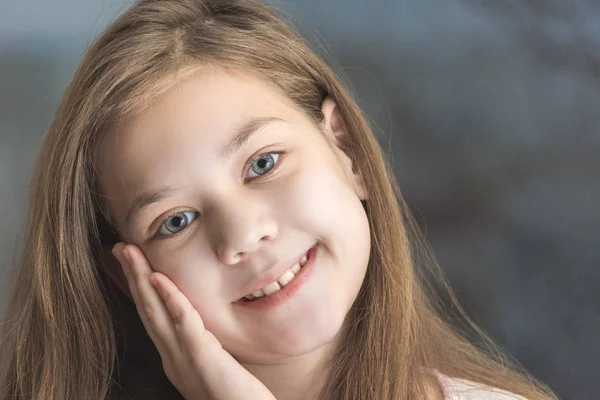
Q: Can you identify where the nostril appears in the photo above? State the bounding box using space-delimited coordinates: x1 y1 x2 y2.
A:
258 234 274 246
218 248 244 265
232 252 246 264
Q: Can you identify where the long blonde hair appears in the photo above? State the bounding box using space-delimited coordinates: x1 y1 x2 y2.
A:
0 0 558 399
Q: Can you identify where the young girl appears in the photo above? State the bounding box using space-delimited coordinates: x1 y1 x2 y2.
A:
0 1 559 399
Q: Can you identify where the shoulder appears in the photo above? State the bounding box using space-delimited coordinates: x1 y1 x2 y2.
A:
436 372 528 400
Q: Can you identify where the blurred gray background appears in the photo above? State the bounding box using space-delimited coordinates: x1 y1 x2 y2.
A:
1 1 598 399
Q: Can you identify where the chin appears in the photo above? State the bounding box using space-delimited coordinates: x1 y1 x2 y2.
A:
275 310 349 357
234 312 347 362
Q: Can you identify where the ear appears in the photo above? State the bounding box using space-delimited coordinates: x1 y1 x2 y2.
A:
321 96 368 201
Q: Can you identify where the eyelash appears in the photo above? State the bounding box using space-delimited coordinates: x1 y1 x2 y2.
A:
152 150 286 239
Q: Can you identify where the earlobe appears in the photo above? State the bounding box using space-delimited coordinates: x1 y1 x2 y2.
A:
321 96 345 147
354 171 368 201
320 96 368 202
349 161 368 201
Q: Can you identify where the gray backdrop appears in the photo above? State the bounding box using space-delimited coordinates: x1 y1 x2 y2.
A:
1 1 598 399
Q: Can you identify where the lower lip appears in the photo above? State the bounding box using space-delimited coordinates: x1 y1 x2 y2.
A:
234 244 318 310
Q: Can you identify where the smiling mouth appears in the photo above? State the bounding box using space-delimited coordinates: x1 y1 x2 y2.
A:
239 248 312 302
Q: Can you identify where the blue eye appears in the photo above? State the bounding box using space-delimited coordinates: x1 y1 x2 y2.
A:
153 151 283 239
246 151 282 180
156 210 198 237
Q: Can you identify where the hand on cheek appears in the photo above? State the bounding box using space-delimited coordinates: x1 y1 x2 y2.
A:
112 242 276 400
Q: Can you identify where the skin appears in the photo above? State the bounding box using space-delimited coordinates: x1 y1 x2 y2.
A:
97 67 371 400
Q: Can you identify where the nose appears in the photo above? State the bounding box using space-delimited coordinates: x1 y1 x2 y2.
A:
212 197 278 265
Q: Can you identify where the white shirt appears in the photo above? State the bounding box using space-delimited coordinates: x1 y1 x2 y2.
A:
437 372 528 400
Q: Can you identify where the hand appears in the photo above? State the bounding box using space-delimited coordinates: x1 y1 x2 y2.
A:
112 242 277 400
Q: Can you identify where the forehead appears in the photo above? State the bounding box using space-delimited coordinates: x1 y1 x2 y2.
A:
94 68 307 225
110 68 296 145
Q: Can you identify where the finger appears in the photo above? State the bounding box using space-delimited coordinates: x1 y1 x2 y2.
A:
120 244 178 356
112 243 140 300
112 243 151 338
123 245 178 347
149 272 215 359
112 243 170 358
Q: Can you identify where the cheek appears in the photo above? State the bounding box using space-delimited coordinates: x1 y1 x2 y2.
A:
279 157 358 231
144 245 222 309
283 154 371 270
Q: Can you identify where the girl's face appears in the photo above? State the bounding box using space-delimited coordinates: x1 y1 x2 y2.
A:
97 68 371 362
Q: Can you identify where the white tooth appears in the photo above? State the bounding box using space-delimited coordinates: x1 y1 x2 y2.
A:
292 263 301 274
245 294 256 301
278 268 297 287
262 281 281 296
299 254 308 266
252 289 265 298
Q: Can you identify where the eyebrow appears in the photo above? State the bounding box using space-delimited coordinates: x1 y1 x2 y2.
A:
217 116 284 159
124 116 285 227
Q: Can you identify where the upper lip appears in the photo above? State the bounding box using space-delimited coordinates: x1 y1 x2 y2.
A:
237 245 313 300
